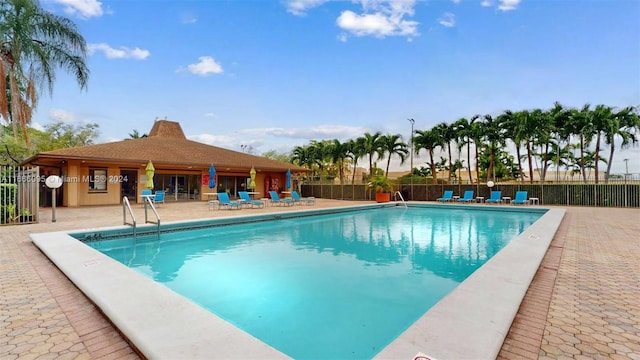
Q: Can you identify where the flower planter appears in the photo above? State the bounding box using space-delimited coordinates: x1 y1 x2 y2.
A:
375 192 391 203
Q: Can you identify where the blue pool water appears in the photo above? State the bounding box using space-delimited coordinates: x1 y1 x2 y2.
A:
88 206 542 359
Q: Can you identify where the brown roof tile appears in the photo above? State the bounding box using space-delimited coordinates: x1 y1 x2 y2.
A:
25 120 308 172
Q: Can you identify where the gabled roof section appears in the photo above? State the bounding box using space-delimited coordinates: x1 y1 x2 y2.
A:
24 120 309 172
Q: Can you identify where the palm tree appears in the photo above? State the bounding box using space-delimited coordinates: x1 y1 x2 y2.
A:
326 139 350 184
570 104 596 183
530 108 554 183
499 110 526 182
361 132 383 178
347 137 366 184
434 122 456 182
452 117 473 184
546 102 571 182
0 0 89 147
292 145 314 170
379 133 408 177
413 129 443 182
589 104 615 184
469 115 483 183
127 129 148 139
480 114 504 182
604 106 640 182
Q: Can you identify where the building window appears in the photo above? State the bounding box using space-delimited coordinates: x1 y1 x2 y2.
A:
89 168 107 191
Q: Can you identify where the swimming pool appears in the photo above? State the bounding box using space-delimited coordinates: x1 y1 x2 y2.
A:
32 203 564 359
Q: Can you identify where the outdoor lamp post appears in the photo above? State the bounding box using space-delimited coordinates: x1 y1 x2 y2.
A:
408 118 415 173
624 158 629 184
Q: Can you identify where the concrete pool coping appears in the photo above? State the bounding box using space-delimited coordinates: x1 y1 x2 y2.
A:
31 203 564 360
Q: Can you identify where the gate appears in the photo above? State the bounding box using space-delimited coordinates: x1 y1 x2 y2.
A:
1 165 40 225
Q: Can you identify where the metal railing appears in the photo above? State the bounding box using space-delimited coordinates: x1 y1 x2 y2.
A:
301 182 640 208
122 196 136 237
143 195 161 237
1 165 39 225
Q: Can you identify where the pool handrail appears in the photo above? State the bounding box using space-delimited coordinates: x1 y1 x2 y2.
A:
122 196 136 238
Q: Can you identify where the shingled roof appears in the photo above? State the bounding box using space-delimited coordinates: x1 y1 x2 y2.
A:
24 120 308 172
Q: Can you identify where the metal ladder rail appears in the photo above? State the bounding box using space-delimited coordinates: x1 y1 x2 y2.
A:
143 196 161 238
394 191 408 208
122 196 136 238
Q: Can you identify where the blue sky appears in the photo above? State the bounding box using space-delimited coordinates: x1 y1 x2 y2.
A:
35 0 639 174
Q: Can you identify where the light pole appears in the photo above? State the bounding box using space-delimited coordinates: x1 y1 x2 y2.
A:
408 118 415 173
624 158 629 184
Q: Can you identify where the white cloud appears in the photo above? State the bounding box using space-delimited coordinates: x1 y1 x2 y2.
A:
184 56 224 77
51 0 104 18
48 109 84 123
204 112 217 118
283 0 329 16
337 33 348 42
480 0 493 7
452 0 461 4
498 0 521 11
241 125 370 140
88 43 150 60
180 12 198 24
438 12 456 28
336 0 419 38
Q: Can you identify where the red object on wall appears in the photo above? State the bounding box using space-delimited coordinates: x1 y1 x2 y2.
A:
202 174 210 185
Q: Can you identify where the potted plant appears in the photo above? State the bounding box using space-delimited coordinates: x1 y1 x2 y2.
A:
367 175 393 203
19 208 33 223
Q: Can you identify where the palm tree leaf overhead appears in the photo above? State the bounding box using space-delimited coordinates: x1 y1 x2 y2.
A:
0 0 89 147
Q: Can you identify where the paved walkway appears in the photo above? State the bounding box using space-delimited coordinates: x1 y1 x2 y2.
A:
1 201 639 359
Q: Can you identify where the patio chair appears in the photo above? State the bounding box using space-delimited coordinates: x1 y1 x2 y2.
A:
485 190 502 204
269 191 294 207
153 190 165 205
512 191 529 205
238 191 264 208
457 190 475 203
141 189 152 196
291 190 315 205
217 192 241 209
436 190 454 202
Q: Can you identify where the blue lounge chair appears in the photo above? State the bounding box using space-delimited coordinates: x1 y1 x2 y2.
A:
142 189 152 196
217 192 241 209
238 191 264 208
512 191 529 205
486 190 502 204
291 190 315 205
436 190 454 202
269 191 294 206
457 190 475 203
153 190 165 205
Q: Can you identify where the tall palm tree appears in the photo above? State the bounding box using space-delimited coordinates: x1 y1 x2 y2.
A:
452 117 473 184
604 106 639 182
326 139 350 184
413 129 443 182
347 137 366 184
469 115 483 183
480 114 504 182
434 122 456 182
530 108 554 183
589 104 614 184
550 102 571 182
0 0 89 147
570 104 596 183
379 133 408 177
361 132 383 178
499 110 525 182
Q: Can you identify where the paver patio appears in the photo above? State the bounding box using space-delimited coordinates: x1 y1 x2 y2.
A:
1 201 638 359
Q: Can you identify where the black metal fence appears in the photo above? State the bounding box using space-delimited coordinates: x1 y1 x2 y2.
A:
301 182 640 208
1 165 40 225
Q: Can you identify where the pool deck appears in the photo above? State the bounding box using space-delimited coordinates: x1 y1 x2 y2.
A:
1 200 639 359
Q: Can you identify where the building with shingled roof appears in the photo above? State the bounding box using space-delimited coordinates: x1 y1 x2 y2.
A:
23 120 309 207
